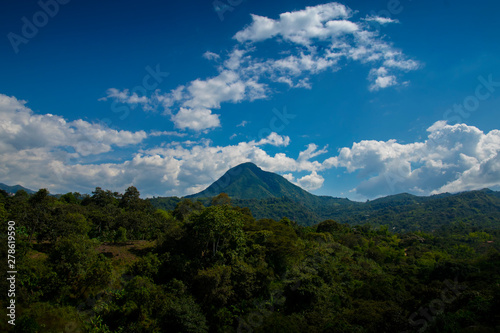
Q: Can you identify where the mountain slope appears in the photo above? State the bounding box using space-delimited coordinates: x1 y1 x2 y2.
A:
0 183 35 195
151 163 500 229
186 162 320 203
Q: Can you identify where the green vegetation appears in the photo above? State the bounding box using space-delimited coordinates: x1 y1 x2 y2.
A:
151 189 500 230
1 188 500 332
153 163 500 228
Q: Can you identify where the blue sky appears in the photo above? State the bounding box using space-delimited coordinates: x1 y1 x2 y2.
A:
1 0 500 200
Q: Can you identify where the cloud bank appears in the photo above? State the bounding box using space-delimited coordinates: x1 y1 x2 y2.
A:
326 121 500 198
2 94 500 198
0 94 326 196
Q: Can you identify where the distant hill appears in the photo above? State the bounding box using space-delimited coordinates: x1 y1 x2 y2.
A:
0 183 35 195
150 163 500 230
318 189 500 232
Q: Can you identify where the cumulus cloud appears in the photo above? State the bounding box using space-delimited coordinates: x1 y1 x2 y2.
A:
171 108 221 131
297 171 325 191
100 2 419 131
325 121 500 198
234 3 355 44
184 70 247 109
0 94 147 192
0 94 146 156
256 132 290 147
7 94 500 199
0 94 332 196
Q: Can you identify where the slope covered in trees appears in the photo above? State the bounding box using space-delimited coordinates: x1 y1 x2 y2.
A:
1 188 500 332
150 189 500 231
186 162 322 203
153 162 500 229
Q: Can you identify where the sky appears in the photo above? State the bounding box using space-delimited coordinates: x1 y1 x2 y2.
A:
1 0 500 201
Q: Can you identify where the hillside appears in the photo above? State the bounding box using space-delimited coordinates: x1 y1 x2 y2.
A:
186 162 321 203
0 182 35 195
319 189 500 231
2 185 500 333
150 163 500 230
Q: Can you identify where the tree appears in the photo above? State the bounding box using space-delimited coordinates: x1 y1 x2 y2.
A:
193 265 234 307
190 205 246 263
59 192 80 204
89 187 119 207
0 202 7 223
49 235 112 297
316 219 346 234
119 186 144 211
173 199 204 222
114 227 127 243
45 210 91 242
26 189 53 242
211 193 231 206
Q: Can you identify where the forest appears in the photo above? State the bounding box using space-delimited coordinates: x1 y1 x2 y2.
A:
1 187 499 332
150 189 500 231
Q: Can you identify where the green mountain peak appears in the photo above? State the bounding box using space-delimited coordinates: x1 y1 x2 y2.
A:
186 162 315 201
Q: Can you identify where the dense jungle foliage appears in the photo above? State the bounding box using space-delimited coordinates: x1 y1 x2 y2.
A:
1 188 499 332
150 189 500 231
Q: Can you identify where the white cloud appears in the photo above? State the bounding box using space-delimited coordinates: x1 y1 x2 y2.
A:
371 75 398 91
13 95 500 199
0 94 146 156
171 108 221 131
99 88 148 105
100 2 419 132
203 51 220 61
383 58 419 71
0 94 147 193
297 171 325 191
184 70 247 109
256 132 290 147
368 67 397 91
234 3 354 44
298 143 328 161
365 16 400 25
237 120 249 127
0 98 328 196
282 173 295 182
149 130 187 137
326 121 500 198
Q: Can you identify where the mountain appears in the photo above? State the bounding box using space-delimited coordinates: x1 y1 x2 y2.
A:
186 162 319 203
150 162 500 229
0 183 35 195
181 162 351 223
